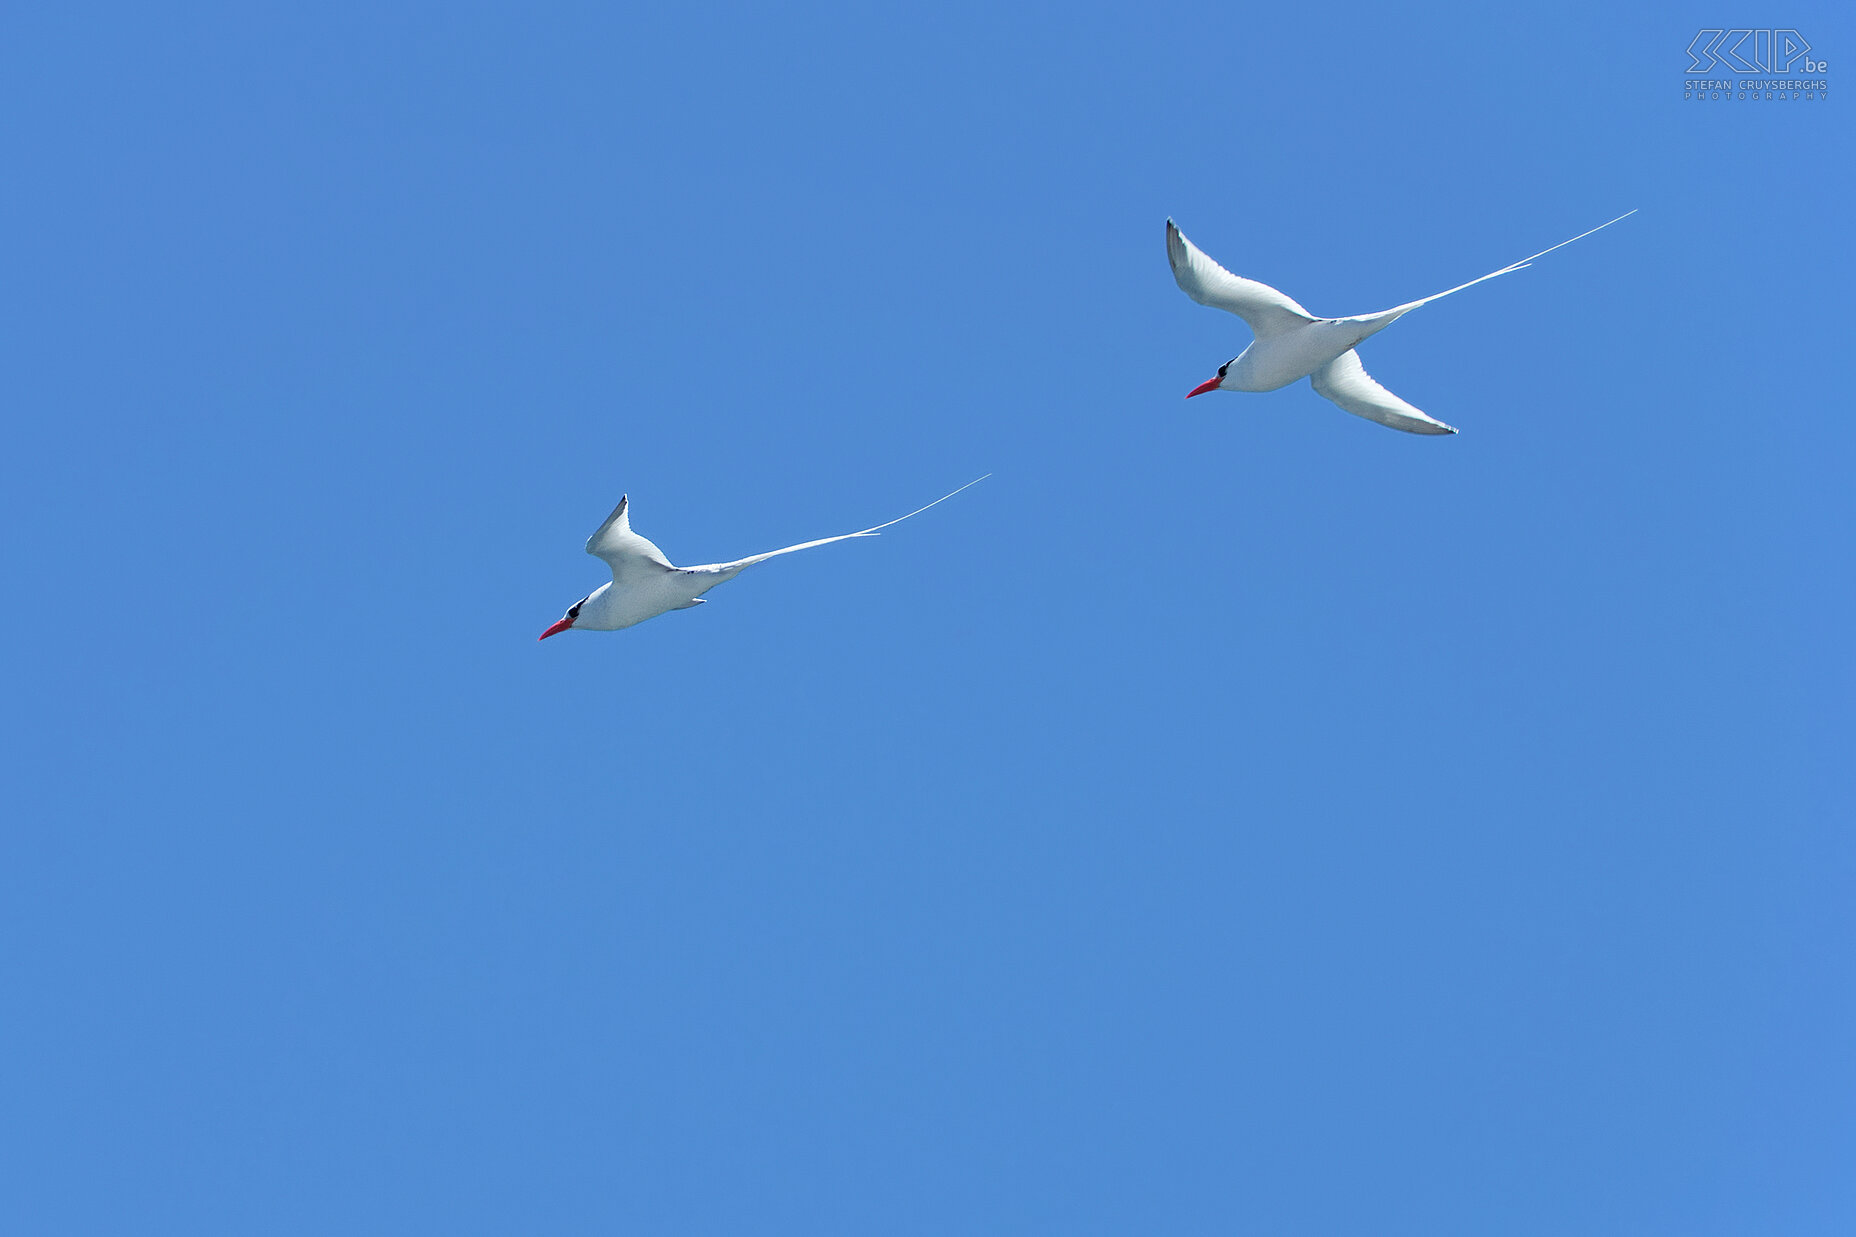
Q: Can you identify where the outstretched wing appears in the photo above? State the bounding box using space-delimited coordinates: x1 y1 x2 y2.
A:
1309 350 1458 436
685 475 990 576
1166 218 1317 339
584 495 678 580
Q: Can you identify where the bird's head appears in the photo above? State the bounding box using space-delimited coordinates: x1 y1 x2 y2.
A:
539 596 588 640
1187 358 1235 399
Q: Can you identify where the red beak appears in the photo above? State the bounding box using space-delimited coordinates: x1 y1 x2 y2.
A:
538 618 573 641
1186 376 1221 399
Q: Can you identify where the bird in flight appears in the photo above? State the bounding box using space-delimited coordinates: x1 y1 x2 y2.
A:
1166 210 1636 434
539 476 989 638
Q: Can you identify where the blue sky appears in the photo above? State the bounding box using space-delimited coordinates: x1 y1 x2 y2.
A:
3 3 1852 1233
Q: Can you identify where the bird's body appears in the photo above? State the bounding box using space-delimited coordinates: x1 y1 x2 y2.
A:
540 477 987 638
1166 210 1636 434
1219 315 1396 393
567 515 728 631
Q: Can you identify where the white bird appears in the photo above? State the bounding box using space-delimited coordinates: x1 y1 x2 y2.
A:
539 476 988 638
1166 210 1636 434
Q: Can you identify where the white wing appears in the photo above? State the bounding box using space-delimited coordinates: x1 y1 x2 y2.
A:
1309 350 1458 436
584 495 678 579
1166 218 1317 339
685 475 989 576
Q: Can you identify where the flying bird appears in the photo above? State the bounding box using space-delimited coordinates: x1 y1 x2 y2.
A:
539 476 989 638
1166 210 1636 434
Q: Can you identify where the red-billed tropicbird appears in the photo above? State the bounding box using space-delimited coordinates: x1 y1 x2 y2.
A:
539 476 988 638
1167 210 1636 434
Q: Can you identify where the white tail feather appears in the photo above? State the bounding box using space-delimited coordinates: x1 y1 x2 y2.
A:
1390 208 1638 316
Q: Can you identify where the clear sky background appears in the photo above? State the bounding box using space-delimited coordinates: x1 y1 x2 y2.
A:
3 3 1852 1234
